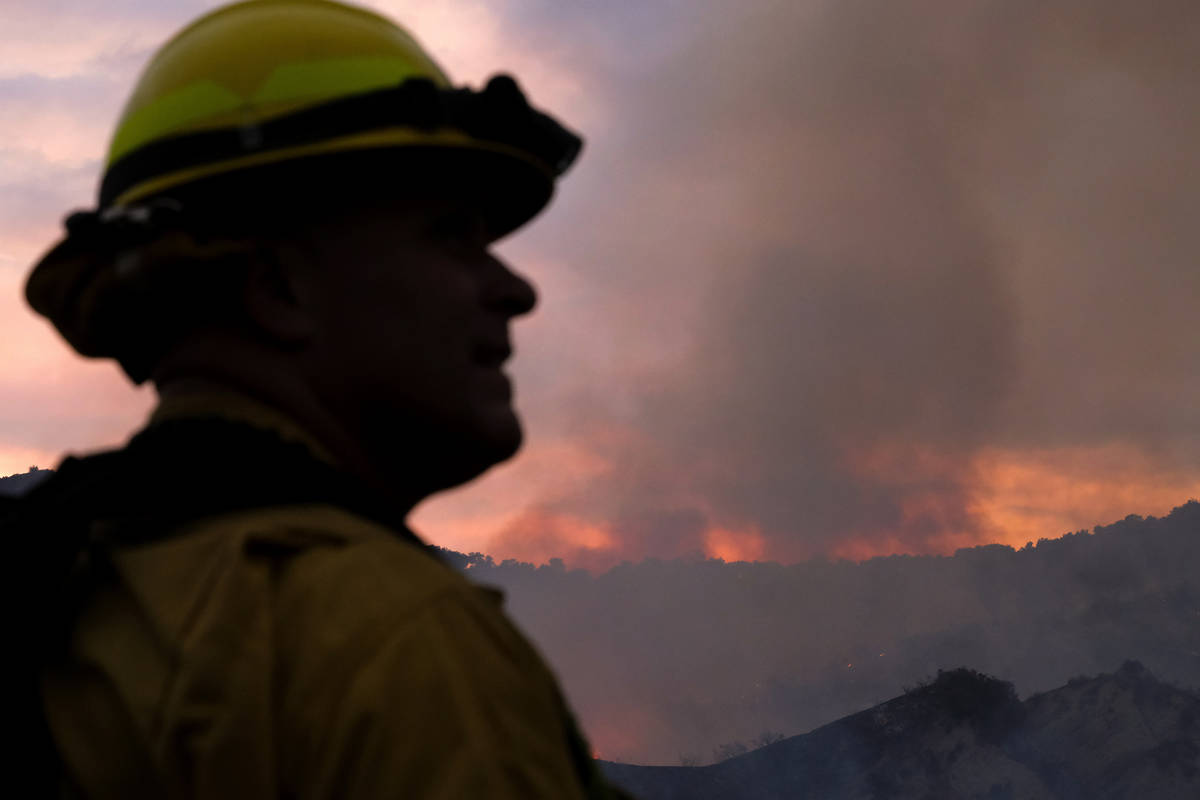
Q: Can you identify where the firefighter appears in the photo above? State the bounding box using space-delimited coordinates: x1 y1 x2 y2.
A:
15 1 632 797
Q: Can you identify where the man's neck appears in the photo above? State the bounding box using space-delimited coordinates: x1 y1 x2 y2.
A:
153 371 424 518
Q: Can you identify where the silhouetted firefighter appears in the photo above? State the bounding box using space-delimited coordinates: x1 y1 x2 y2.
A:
7 1 634 797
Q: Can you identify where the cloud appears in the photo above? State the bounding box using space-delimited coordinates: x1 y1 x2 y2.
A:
0 0 195 80
0 149 99 261
0 73 125 168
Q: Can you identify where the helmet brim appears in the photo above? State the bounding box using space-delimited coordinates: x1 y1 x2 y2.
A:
116 134 560 244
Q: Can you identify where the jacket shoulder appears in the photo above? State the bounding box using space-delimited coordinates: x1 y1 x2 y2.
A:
109 503 453 646
266 524 595 799
268 507 535 687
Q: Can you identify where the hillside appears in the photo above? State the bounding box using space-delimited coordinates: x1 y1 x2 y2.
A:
457 502 1199 762
600 662 1200 799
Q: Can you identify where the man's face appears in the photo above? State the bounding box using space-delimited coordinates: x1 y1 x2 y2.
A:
299 189 538 496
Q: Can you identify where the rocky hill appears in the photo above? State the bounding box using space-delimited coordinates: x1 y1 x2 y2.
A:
600 662 1199 799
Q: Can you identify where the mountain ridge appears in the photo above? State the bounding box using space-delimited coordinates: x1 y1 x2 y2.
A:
600 662 1200 799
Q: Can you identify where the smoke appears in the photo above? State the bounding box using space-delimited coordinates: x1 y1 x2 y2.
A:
416 0 1200 564
2 0 1197 553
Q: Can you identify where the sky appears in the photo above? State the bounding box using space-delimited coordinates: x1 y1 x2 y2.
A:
2 0 1198 569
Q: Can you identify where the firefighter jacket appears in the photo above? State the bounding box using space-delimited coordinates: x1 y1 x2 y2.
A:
25 387 633 799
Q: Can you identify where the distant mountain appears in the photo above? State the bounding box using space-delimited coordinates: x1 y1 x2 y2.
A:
600 662 1200 800
0 467 53 497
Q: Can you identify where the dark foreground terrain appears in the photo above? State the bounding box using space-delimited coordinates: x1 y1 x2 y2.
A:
601 662 1200 800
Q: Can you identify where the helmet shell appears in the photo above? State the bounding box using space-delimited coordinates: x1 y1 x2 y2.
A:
107 0 456 205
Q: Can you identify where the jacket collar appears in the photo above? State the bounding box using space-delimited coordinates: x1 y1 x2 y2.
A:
20 384 434 558
145 385 341 469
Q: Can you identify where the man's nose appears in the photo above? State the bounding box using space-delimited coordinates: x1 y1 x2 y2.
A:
484 254 538 317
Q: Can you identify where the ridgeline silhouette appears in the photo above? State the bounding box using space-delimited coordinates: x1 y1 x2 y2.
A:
599 662 1200 799
449 501 1200 763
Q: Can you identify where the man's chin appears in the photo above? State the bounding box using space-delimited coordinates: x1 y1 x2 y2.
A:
474 406 525 464
428 407 525 489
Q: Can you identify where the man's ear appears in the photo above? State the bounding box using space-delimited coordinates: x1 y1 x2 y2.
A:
240 241 320 347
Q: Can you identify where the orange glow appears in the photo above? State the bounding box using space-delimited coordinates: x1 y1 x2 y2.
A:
704 524 767 563
426 433 1199 569
576 702 663 765
0 445 61 478
484 506 618 567
967 443 1200 548
836 437 1200 560
412 433 619 555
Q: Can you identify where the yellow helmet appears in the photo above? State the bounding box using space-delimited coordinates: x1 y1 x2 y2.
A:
26 0 582 382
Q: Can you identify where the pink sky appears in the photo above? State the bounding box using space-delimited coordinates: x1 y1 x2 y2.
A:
2 0 1198 568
